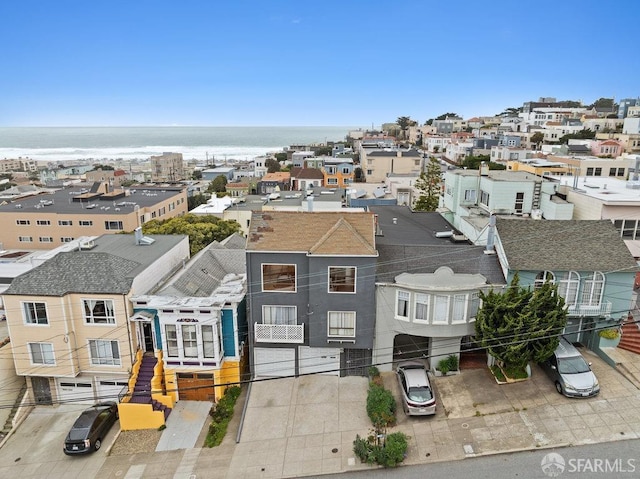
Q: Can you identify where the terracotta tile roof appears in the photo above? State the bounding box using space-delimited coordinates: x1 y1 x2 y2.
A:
262 172 291 181
247 211 377 256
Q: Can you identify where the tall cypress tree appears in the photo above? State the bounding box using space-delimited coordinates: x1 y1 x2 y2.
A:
475 272 568 372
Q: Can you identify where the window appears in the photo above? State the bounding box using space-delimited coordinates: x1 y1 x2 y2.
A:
557 271 580 305
514 192 524 213
84 299 115 324
79 220 93 226
534 271 555 289
582 272 604 306
39 237 53 243
480 190 490 207
342 167 351 174
464 189 477 202
328 311 356 337
396 290 410 320
105 221 124 230
367 169 373 176
23 302 48 325
202 325 215 358
61 237 74 243
159 207 166 216
414 293 429 322
594 167 602 176
89 340 120 366
182 325 198 357
610 167 617 176
58 220 72 226
433 295 449 324
449 294 466 323
262 264 296 292
19 236 33 242
328 266 356 293
262 305 297 325
29 342 54 365
37 220 51 226
327 178 338 185
469 292 481 319
16 219 30 225
586 167 594 176
166 325 178 357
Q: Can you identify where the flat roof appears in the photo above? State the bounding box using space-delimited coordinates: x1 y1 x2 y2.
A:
0 185 184 215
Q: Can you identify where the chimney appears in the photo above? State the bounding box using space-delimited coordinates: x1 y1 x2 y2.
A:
480 162 489 176
134 226 143 245
484 215 496 255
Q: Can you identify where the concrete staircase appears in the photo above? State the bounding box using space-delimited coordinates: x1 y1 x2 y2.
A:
0 380 27 436
618 317 640 355
129 355 171 420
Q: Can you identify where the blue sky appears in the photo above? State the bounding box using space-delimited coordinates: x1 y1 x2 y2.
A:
1 0 638 127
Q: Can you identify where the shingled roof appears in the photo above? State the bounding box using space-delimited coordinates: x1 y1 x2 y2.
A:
495 218 638 272
246 211 376 256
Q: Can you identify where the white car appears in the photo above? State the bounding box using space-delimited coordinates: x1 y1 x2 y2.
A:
396 362 436 416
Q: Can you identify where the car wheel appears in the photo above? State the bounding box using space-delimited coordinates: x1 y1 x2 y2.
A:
94 439 101 451
555 382 563 395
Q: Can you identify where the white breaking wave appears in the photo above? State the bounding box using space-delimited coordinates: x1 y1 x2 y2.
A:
0 145 283 163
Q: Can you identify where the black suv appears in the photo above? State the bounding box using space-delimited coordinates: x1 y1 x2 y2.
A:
63 402 119 455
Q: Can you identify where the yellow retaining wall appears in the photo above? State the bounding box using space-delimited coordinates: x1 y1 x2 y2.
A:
214 360 241 401
150 350 174 409
118 402 165 431
164 369 178 403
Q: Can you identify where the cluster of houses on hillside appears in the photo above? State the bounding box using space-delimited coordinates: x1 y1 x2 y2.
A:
1 96 640 431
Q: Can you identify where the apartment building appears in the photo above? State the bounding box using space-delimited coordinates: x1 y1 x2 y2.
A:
0 182 188 249
150 152 185 182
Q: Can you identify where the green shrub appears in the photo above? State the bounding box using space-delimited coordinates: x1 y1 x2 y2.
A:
437 358 450 375
368 366 380 378
599 328 620 340
437 354 459 374
366 383 396 428
352 432 408 467
204 386 241 447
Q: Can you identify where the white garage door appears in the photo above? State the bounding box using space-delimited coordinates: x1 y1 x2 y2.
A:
254 348 296 377
57 379 95 404
298 346 341 375
97 377 129 402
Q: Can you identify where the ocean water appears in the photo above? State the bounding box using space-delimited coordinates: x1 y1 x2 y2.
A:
0 126 357 163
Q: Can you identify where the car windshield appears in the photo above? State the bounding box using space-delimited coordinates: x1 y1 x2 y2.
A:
68 427 90 441
408 386 432 403
557 356 590 374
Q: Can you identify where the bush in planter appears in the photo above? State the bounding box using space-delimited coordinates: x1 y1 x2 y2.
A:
599 328 620 340
353 432 408 467
437 354 459 375
366 383 396 428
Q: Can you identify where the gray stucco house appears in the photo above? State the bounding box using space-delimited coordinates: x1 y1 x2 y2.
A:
245 211 378 377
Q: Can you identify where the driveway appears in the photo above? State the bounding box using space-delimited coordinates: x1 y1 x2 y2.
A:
0 404 119 479
228 375 372 477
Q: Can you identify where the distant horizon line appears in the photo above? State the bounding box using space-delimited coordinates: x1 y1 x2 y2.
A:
0 124 368 129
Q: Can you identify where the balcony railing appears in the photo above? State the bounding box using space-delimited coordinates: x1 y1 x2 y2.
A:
567 301 612 317
255 323 304 343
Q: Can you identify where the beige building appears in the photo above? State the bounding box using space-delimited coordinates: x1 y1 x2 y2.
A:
361 148 423 183
150 152 185 182
85 168 128 187
0 157 37 173
0 182 188 250
2 233 190 405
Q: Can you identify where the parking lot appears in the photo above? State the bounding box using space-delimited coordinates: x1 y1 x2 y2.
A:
0 404 119 478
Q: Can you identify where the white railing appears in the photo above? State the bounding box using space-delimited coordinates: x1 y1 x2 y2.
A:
567 301 612 317
255 323 304 343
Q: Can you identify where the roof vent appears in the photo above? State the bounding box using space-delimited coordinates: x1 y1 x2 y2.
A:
134 226 156 246
80 240 96 250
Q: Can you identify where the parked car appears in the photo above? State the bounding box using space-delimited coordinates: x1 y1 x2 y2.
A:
539 337 600 398
396 361 436 415
63 402 119 455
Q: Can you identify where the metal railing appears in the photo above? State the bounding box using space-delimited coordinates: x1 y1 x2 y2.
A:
254 323 304 343
567 301 612 317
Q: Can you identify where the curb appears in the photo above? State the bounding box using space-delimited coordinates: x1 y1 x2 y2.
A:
105 428 122 456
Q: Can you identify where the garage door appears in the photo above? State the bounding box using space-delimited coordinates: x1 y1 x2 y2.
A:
254 348 295 377
177 373 215 401
298 346 340 375
97 377 129 402
57 379 94 404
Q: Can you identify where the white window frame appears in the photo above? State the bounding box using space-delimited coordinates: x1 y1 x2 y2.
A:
327 311 356 337
480 190 490 207
535 271 555 289
582 271 604 306
79 220 93 226
202 324 215 358
89 339 121 366
36 220 51 226
396 290 410 321
414 293 429 323
83 299 116 325
463 189 477 202
22 301 49 325
105 220 124 230
452 294 467 324
19 236 33 242
558 271 580 306
182 324 198 358
262 305 297 325
469 292 481 320
16 219 30 225
328 266 356 294
39 237 53 243
432 295 449 324
165 325 178 357
58 220 73 226
29 342 55 365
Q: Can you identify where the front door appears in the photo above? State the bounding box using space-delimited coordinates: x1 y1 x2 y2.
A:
31 376 52 405
139 322 154 352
